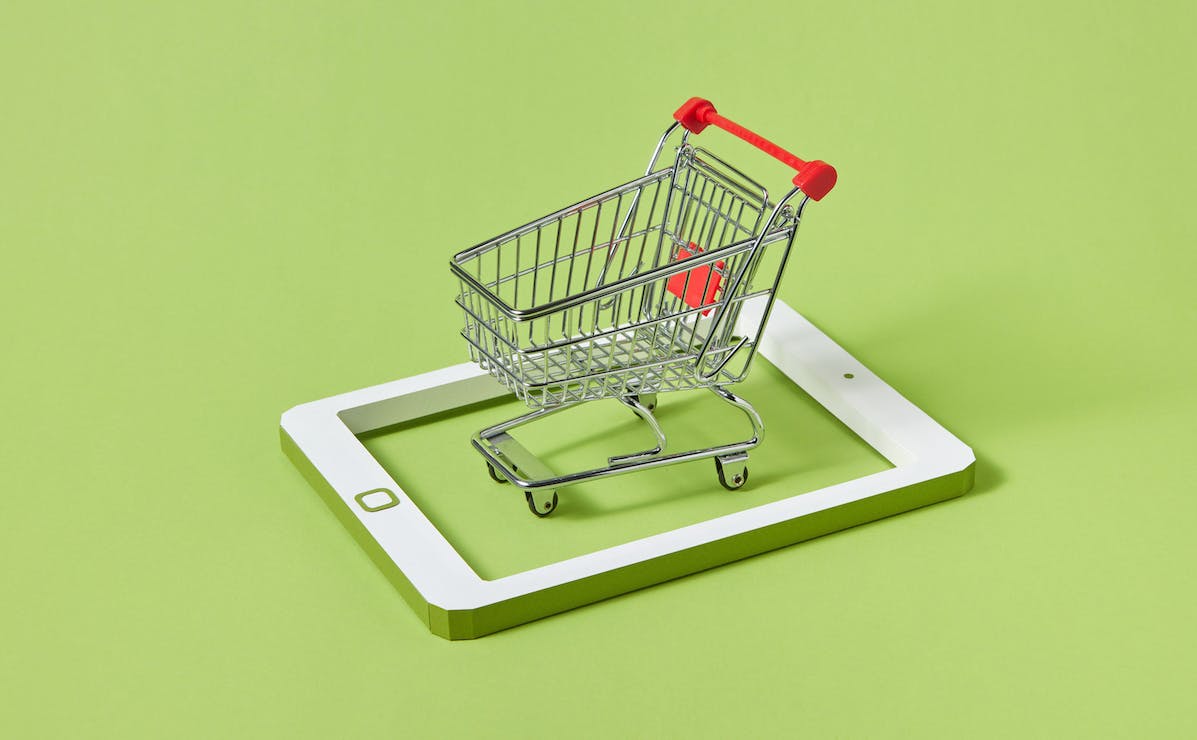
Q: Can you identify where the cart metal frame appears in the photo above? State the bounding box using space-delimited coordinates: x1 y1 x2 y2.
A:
452 100 839 516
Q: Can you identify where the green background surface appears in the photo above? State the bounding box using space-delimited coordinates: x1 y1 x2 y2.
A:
3 1 1194 737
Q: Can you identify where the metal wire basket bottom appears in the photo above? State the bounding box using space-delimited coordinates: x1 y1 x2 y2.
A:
461 316 742 408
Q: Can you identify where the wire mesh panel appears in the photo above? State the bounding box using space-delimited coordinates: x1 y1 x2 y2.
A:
452 144 798 409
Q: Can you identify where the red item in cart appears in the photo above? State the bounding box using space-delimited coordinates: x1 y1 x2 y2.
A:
667 242 724 315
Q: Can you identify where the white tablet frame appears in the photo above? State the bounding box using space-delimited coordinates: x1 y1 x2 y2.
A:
281 300 975 639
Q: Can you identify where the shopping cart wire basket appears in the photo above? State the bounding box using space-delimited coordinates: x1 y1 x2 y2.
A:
451 97 837 516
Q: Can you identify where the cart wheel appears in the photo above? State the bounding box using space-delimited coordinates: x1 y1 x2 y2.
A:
715 457 749 490
525 491 558 518
486 463 508 484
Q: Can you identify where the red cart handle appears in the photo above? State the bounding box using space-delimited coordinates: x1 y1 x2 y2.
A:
673 97 837 201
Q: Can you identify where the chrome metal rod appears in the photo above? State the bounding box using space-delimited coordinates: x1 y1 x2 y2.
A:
608 396 667 464
472 385 764 492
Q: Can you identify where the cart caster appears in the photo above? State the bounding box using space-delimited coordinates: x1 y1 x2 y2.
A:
715 455 749 490
487 463 508 484
525 491 559 518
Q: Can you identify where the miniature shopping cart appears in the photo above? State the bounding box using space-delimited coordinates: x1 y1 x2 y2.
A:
451 97 837 517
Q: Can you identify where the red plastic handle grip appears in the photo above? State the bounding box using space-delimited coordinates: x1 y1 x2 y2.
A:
673 97 837 201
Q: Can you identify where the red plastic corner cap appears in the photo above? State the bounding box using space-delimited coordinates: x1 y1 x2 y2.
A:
674 97 717 134
793 161 837 201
